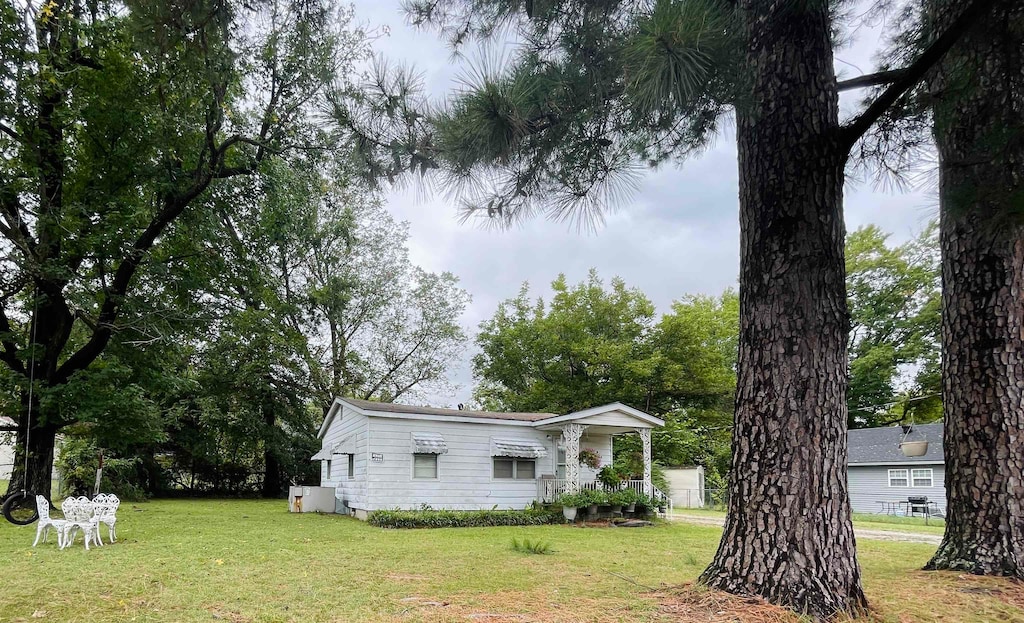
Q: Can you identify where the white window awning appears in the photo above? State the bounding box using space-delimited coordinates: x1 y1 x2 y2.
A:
310 447 332 461
334 436 356 455
491 437 548 459
411 432 448 454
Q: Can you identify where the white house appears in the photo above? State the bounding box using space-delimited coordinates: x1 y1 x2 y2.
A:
314 397 667 519
848 423 946 516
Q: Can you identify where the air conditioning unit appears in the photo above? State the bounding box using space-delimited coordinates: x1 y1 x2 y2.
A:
288 486 337 513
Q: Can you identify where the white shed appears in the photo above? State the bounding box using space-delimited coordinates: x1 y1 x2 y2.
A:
315 398 668 519
663 466 705 508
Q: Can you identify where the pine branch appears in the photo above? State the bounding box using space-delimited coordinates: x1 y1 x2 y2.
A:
840 0 997 152
836 69 908 92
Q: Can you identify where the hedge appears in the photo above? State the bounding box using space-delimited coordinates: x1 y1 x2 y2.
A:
367 508 564 529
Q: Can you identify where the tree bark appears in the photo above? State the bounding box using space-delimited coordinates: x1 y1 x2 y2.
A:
6 411 59 500
924 0 1024 578
699 1 867 617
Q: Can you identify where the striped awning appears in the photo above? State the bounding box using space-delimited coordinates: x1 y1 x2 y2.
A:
411 432 448 454
491 438 548 459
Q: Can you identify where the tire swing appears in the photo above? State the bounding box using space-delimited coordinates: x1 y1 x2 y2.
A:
2 293 45 526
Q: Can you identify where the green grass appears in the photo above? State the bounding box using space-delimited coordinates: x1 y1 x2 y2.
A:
675 507 948 535
0 499 1020 622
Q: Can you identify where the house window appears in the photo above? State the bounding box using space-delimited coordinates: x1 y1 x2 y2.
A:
911 468 933 487
325 460 332 480
347 454 355 480
888 469 909 487
413 453 438 479
556 448 566 479
493 458 536 480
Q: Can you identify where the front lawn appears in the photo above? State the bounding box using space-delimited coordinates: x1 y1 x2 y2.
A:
674 507 948 536
0 499 1020 622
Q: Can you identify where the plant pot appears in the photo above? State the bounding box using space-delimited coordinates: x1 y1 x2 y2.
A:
899 440 929 457
611 505 622 513
563 506 578 522
587 504 598 516
625 503 635 513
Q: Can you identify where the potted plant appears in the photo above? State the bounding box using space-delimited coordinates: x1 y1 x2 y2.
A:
556 492 589 522
597 465 624 489
578 448 602 470
612 488 640 513
583 488 606 516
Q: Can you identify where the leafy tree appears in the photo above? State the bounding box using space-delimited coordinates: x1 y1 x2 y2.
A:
846 224 941 428
0 0 367 498
474 272 736 479
406 0 992 614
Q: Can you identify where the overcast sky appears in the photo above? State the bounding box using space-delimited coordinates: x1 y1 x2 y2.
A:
349 1 939 407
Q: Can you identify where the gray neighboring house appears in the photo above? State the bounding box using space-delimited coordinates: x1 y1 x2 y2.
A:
848 423 946 516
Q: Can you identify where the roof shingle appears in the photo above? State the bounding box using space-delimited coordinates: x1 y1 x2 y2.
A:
848 423 944 465
341 397 556 422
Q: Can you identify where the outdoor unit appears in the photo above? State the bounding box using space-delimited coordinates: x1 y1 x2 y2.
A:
288 486 337 513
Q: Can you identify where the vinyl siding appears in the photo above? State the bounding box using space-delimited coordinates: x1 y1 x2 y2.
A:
848 464 946 514
319 405 370 510
365 417 613 511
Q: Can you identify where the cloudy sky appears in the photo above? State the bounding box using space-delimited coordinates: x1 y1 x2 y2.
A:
349 1 940 407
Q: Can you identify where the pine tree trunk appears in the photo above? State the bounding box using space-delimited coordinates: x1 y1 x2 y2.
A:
699 1 867 617
924 0 1024 578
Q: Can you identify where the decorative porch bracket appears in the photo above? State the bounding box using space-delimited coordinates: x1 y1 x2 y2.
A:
637 427 652 497
561 423 587 493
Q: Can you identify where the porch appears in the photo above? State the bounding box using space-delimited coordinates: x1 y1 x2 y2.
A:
531 403 671 516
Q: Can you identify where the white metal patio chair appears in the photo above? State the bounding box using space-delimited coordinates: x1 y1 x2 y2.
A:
32 495 67 547
92 493 120 543
60 496 101 550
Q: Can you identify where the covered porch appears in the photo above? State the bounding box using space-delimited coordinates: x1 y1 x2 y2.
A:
531 403 672 514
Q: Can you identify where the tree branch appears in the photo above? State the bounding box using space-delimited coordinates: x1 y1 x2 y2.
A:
837 69 908 93
840 0 997 152
0 304 26 376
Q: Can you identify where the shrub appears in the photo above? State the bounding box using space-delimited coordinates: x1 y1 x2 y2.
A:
597 465 625 488
555 491 590 508
511 538 554 555
609 488 641 507
367 508 563 529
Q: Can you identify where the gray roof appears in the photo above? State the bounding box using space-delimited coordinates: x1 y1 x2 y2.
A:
341 397 557 422
848 423 944 465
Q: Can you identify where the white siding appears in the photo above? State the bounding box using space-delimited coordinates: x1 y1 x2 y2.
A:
319 406 370 511
365 417 613 511
848 464 946 514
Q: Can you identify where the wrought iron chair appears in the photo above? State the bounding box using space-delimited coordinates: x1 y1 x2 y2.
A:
60 496 100 550
92 493 120 543
32 495 66 548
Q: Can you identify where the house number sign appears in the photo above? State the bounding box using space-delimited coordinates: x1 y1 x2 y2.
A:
371 453 384 463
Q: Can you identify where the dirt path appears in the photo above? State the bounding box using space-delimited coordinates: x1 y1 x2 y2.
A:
671 513 943 545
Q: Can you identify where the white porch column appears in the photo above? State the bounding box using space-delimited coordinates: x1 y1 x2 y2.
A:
561 423 587 493
637 427 652 497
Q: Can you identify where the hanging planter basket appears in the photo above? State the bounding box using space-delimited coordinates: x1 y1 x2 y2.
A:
899 440 929 457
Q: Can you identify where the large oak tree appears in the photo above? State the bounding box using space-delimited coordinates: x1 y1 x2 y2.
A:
0 0 365 498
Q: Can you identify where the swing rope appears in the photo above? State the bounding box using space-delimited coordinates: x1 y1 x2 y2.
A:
21 291 38 495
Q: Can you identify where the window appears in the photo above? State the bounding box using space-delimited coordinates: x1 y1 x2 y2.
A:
888 469 909 487
493 458 537 480
556 448 566 479
413 453 437 479
911 468 933 487
347 454 355 480
325 460 332 480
